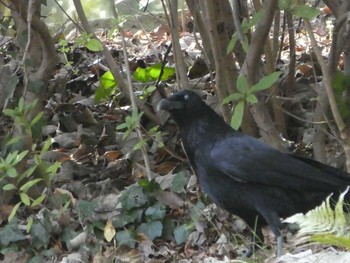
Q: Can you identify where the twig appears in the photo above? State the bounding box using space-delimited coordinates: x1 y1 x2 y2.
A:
119 28 153 181
21 0 34 95
304 20 345 133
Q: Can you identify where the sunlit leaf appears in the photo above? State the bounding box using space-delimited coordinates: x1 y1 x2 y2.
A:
104 219 116 242
85 38 103 52
147 63 175 81
95 71 117 102
134 67 151 82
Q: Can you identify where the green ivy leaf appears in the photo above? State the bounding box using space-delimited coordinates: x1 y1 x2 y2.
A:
77 200 98 221
174 223 195 244
137 221 163 240
171 172 188 193
145 203 166 220
231 100 245 130
116 229 136 248
119 184 148 210
0 217 26 243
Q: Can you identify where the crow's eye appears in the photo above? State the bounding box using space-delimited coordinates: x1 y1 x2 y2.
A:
184 94 189 101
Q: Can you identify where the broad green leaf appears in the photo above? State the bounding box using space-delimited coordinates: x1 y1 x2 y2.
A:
116 229 136 248
85 38 103 52
114 209 143 228
137 221 163 240
236 74 249 94
3 183 16 191
174 223 194 244
133 67 151 82
145 203 166 220
248 71 282 93
20 192 31 206
20 178 43 192
147 63 175 81
294 5 319 20
171 172 188 193
77 200 98 221
246 93 258 104
231 100 245 130
222 93 244 104
95 71 117 102
119 184 148 210
8 202 21 222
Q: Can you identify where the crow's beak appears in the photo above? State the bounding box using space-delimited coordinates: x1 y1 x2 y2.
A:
157 99 184 111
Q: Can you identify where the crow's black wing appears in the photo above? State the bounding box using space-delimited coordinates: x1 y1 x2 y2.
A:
209 134 350 191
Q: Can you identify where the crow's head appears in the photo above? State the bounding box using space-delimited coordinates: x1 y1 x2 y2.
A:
157 90 206 124
158 90 201 110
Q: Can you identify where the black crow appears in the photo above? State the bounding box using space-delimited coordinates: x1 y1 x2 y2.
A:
158 89 350 257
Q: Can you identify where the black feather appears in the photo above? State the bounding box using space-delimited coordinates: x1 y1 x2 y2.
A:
158 90 350 256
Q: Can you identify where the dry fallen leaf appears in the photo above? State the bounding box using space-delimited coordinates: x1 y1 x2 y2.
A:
104 218 116 242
